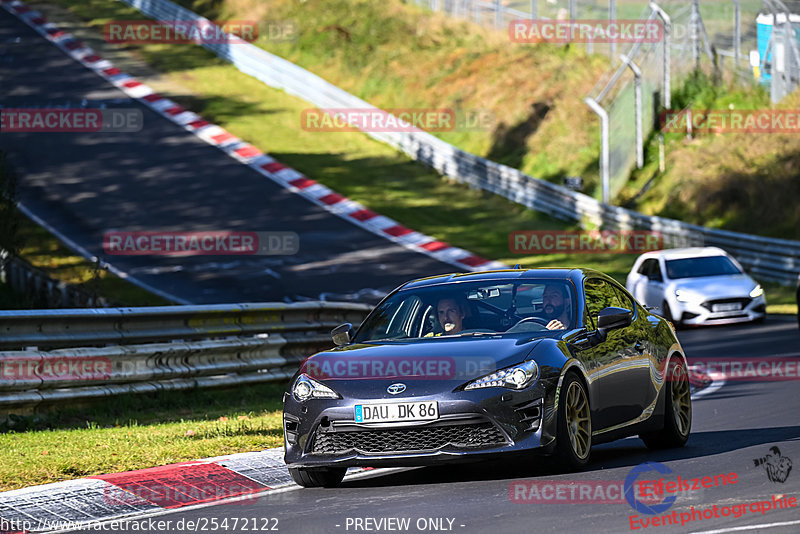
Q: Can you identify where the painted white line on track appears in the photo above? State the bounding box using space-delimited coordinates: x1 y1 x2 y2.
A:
688 518 800 534
690 373 726 400
15 202 190 305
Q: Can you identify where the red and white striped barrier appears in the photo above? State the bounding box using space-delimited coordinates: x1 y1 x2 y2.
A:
0 0 505 274
0 447 373 533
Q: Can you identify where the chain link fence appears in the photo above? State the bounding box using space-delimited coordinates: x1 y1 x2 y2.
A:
412 0 800 204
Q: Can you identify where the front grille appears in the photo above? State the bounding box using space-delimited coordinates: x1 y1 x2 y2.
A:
311 422 507 455
701 297 751 311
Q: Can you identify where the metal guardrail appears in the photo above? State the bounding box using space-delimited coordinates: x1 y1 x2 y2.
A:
1 249 111 309
119 0 800 285
0 302 372 410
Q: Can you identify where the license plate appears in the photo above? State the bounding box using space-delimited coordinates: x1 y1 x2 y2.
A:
354 401 438 423
712 303 741 312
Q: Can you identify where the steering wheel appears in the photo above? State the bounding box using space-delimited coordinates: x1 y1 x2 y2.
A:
509 316 550 329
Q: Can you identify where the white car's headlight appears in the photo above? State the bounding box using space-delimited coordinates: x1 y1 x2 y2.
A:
292 374 339 402
675 289 694 303
464 360 539 391
750 285 764 298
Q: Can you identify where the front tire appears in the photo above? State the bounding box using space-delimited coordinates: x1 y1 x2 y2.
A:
796 290 799 329
289 466 346 488
640 358 692 449
662 300 678 326
554 372 592 470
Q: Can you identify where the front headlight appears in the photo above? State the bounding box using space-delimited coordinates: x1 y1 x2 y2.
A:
292 374 339 402
464 360 539 391
675 289 693 303
750 285 764 298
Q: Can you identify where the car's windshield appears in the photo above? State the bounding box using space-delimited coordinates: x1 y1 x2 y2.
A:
665 256 742 279
353 280 576 342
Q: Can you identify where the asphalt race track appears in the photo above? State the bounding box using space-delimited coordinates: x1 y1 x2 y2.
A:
59 317 800 534
3 6 800 534
0 7 460 305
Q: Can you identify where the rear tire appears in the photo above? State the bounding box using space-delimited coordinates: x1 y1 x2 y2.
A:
288 466 346 488
640 358 691 449
553 372 592 471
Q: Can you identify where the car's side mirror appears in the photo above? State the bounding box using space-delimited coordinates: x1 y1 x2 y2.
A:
331 323 353 346
596 307 633 331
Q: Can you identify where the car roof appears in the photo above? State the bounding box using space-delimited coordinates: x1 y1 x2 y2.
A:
398 267 609 291
637 246 729 261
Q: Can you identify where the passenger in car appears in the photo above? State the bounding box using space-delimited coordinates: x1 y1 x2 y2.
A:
435 297 466 334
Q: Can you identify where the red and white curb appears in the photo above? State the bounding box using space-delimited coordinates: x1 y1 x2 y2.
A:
0 447 375 533
0 0 506 275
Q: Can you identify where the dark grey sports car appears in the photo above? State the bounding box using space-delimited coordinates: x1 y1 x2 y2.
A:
283 268 691 487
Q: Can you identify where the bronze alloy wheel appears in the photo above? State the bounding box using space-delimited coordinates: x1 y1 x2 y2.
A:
670 362 692 438
565 380 591 460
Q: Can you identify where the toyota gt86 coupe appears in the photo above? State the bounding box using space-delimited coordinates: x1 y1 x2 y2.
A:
283 268 692 487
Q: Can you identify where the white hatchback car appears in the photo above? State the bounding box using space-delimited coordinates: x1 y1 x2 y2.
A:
626 247 766 326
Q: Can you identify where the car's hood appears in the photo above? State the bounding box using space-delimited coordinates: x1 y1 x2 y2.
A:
667 274 757 300
299 334 546 398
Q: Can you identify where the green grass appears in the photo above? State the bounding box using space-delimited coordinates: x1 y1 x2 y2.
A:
618 71 800 242
0 383 287 491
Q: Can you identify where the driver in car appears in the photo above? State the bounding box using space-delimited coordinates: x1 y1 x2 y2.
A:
540 284 571 330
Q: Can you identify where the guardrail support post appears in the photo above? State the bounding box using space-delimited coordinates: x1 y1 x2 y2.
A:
621 54 644 169
585 97 610 204
650 2 671 109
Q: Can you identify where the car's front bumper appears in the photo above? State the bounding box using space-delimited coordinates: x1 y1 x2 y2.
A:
283 379 557 469
672 295 766 326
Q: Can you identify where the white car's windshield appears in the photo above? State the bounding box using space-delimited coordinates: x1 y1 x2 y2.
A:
353 280 576 342
665 256 741 279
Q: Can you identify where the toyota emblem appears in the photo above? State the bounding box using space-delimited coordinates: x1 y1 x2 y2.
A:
386 383 406 395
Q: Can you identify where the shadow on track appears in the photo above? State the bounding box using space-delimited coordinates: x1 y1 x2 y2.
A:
340 425 800 489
